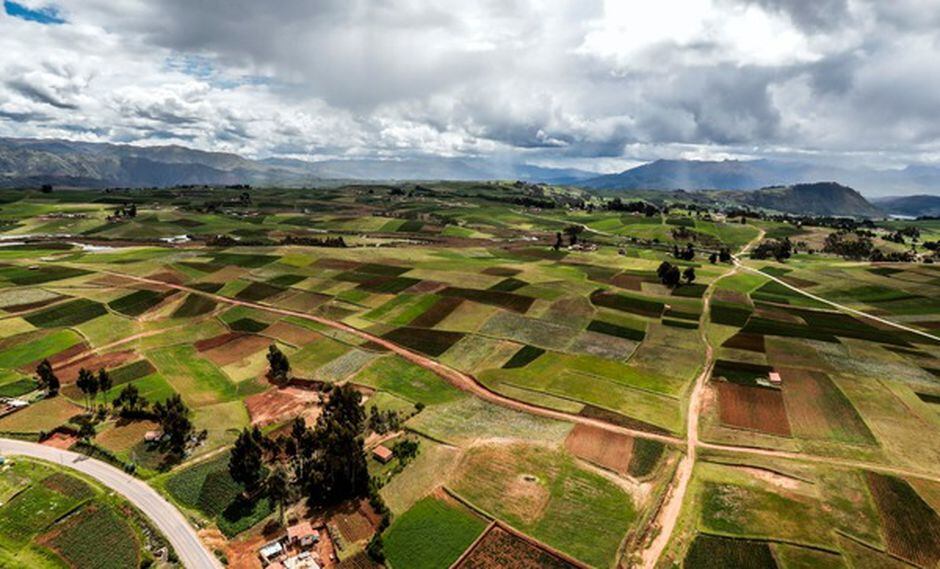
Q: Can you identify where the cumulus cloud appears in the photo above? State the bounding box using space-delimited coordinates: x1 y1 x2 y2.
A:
1 0 939 170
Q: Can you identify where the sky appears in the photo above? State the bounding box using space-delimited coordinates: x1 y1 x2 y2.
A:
1 0 940 173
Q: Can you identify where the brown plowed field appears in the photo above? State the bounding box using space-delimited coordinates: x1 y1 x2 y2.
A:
201 334 270 366
194 332 244 352
263 321 321 346
716 381 791 437
564 424 635 475
244 386 320 426
453 524 585 569
55 350 137 383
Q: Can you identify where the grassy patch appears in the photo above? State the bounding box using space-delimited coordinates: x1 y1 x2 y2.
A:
383 497 486 569
353 356 464 405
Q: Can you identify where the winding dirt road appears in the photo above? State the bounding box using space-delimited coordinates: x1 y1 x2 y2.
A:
98 269 683 447
0 438 222 569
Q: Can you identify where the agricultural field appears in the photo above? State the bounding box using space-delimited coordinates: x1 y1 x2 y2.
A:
0 185 937 569
0 456 175 568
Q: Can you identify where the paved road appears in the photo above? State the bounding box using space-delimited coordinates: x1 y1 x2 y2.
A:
0 438 221 569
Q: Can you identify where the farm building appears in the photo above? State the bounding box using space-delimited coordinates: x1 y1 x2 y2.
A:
259 540 284 564
144 430 163 442
372 445 393 463
287 521 319 548
768 371 782 385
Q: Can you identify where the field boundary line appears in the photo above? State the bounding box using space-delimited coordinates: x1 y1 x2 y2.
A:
736 263 940 344
439 485 496 522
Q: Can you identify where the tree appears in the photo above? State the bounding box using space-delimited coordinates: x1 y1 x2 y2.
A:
553 232 563 251
35 359 59 396
683 266 696 285
719 248 732 263
563 224 584 246
267 465 291 524
97 368 112 407
76 368 96 409
78 420 96 440
230 427 265 496
113 384 146 416
152 394 193 456
266 344 290 384
708 252 718 264
305 384 369 506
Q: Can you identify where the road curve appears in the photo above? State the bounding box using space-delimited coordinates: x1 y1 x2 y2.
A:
0 438 222 569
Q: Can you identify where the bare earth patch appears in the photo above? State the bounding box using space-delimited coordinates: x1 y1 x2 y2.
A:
244 386 321 426
564 424 634 475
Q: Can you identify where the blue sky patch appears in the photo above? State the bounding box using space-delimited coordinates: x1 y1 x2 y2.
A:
4 1 65 24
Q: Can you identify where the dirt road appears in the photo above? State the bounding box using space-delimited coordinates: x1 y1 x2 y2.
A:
0 438 222 569
99 269 683 447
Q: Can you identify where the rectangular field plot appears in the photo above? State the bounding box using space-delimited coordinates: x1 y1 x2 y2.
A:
683 534 778 569
439 287 535 313
589 289 664 318
450 443 635 568
107 289 172 317
453 523 587 569
779 368 877 445
564 424 634 475
353 355 464 405
39 506 140 569
24 298 107 328
865 472 940 568
383 497 487 569
716 382 791 437
0 264 90 286
382 326 464 357
0 329 82 369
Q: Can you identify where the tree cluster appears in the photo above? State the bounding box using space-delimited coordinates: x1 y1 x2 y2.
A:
280 235 347 248
605 198 660 217
75 368 112 409
367 406 401 435
752 238 793 262
152 394 195 457
822 232 873 260
673 243 695 261
227 384 371 525
657 261 695 288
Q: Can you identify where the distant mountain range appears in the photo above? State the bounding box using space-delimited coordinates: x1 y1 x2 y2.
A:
870 195 940 217
578 159 940 198
0 137 595 188
2 137 939 218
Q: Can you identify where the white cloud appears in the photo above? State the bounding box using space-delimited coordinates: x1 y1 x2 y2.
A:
0 0 939 169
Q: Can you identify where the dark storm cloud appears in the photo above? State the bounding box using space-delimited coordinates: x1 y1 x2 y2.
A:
5 79 79 110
